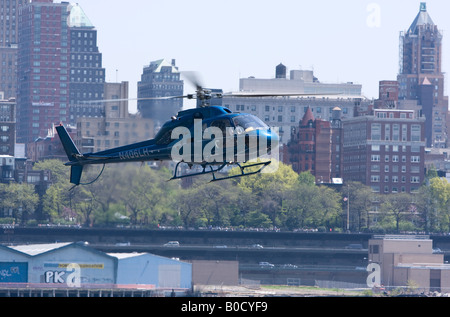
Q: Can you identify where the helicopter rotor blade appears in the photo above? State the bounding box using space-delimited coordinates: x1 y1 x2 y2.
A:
222 92 343 98
79 96 189 104
181 71 204 91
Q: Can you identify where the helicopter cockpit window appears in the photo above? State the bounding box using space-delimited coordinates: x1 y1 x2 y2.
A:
211 119 233 136
232 115 268 132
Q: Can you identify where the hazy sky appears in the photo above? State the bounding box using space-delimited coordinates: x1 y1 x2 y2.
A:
70 0 450 112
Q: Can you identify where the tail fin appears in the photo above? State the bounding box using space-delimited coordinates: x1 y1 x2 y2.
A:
55 125 80 162
56 125 83 185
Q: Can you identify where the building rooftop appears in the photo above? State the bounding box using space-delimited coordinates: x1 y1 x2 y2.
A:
407 2 436 35
149 59 179 74
68 3 94 28
372 234 430 240
9 242 72 256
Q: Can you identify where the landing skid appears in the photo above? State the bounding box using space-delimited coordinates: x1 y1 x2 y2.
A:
170 161 271 182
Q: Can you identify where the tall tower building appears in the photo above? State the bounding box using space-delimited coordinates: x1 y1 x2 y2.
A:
397 2 448 148
137 59 183 126
0 0 29 100
68 4 105 126
17 1 104 144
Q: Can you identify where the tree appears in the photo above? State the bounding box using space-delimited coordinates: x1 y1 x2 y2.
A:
233 161 299 227
380 192 414 233
344 182 375 232
0 183 39 225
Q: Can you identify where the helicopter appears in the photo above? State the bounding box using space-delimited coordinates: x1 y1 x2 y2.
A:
56 74 327 188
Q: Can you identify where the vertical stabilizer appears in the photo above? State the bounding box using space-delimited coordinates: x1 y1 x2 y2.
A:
56 125 84 185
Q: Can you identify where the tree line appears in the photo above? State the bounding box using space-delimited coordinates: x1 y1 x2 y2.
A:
0 159 449 234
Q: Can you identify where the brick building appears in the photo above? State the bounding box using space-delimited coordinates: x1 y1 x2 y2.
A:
285 106 343 184
342 108 425 194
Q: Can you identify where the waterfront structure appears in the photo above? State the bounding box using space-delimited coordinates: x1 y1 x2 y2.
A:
0 242 192 290
342 108 425 194
137 59 183 126
369 235 450 292
397 2 448 148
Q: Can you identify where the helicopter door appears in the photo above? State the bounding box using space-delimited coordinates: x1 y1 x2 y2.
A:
210 118 234 161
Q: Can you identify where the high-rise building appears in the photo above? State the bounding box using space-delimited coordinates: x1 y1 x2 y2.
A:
0 0 28 100
17 1 105 144
17 0 71 143
397 2 448 148
137 59 183 126
0 97 15 156
342 108 425 194
0 0 30 100
68 3 105 126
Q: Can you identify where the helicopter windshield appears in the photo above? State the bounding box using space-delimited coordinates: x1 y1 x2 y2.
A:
232 115 268 132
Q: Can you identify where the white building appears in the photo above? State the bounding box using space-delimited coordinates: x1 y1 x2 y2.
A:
223 66 369 144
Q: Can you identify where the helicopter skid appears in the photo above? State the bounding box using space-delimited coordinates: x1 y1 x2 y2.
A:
170 160 271 182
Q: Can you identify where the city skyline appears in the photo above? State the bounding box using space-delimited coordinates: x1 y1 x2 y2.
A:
70 0 450 113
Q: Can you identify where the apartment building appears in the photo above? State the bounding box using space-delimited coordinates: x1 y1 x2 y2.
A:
342 108 425 194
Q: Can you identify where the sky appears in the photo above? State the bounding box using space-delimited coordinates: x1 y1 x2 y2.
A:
70 0 450 113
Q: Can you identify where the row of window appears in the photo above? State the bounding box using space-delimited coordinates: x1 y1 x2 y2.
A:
371 144 421 152
370 175 421 183
371 123 421 141
370 155 420 162
371 165 420 173
371 185 420 194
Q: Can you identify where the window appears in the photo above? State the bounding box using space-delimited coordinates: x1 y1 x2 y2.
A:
371 155 380 162
411 176 420 183
393 124 399 141
411 124 421 141
371 123 381 140
402 124 407 141
411 156 420 162
385 124 390 140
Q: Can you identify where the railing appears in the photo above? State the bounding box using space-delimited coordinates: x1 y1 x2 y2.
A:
372 234 429 240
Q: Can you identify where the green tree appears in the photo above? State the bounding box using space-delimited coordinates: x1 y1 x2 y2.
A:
344 182 375 232
0 183 39 225
233 161 299 227
379 192 414 233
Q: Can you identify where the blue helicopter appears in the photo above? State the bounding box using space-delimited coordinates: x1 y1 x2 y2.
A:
56 82 297 187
